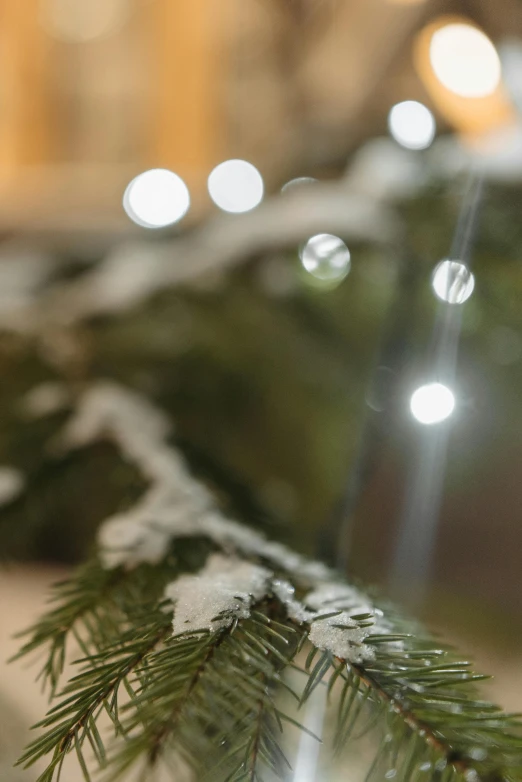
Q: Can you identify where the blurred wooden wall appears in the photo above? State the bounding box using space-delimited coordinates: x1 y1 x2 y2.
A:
0 0 520 233
0 0 53 169
0 0 228 231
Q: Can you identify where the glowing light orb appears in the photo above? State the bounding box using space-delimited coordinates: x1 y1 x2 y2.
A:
123 169 190 229
41 0 129 42
388 101 436 150
281 177 317 193
300 234 351 282
432 260 475 304
429 23 501 98
410 383 455 425
208 160 264 213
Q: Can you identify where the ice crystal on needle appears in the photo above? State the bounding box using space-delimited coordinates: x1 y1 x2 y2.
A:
304 583 387 663
307 612 374 663
272 579 378 663
165 554 271 636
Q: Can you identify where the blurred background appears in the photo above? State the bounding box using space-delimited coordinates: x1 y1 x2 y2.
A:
1 0 522 779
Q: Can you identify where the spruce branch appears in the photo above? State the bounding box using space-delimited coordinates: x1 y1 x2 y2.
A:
12 384 522 781
300 633 522 781
16 548 522 781
11 558 124 694
108 610 303 781
16 604 172 782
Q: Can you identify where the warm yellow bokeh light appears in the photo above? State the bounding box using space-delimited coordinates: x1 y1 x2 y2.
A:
429 23 501 98
415 16 514 137
40 0 129 42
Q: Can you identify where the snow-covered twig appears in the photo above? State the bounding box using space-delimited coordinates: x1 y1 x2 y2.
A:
57 381 387 663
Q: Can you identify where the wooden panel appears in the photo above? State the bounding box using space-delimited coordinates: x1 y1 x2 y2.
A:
0 0 52 172
148 0 226 190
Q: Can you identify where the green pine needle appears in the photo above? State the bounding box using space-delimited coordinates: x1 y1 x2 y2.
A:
13 549 522 782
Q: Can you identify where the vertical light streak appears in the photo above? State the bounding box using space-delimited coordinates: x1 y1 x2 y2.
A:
390 173 483 605
293 685 327 782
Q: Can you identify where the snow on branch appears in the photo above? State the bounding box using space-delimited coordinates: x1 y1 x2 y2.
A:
165 553 271 637
56 381 330 579
55 381 387 664
1 187 398 334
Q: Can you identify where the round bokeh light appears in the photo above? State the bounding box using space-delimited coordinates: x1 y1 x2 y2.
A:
208 159 264 214
300 234 351 283
123 169 190 229
431 260 475 304
410 382 456 425
429 23 501 98
388 101 436 150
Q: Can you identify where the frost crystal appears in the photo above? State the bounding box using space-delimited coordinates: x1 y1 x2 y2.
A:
308 613 373 663
273 580 380 663
165 554 271 636
272 579 312 623
304 583 387 662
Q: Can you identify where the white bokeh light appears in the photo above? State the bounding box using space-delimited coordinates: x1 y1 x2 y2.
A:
41 0 129 42
388 101 436 150
429 23 501 98
300 234 351 282
208 160 264 213
123 169 190 229
410 383 456 425
432 260 475 304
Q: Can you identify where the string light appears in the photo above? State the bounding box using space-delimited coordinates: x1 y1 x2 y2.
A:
40 0 129 42
388 101 436 150
429 23 501 98
123 169 190 229
300 234 351 283
431 260 475 304
208 160 264 213
410 383 455 425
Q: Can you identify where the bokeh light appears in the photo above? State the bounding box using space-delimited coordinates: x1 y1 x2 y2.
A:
208 160 264 213
410 383 456 425
40 0 129 42
388 101 436 150
123 169 190 229
300 234 351 283
429 23 501 98
431 260 475 304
